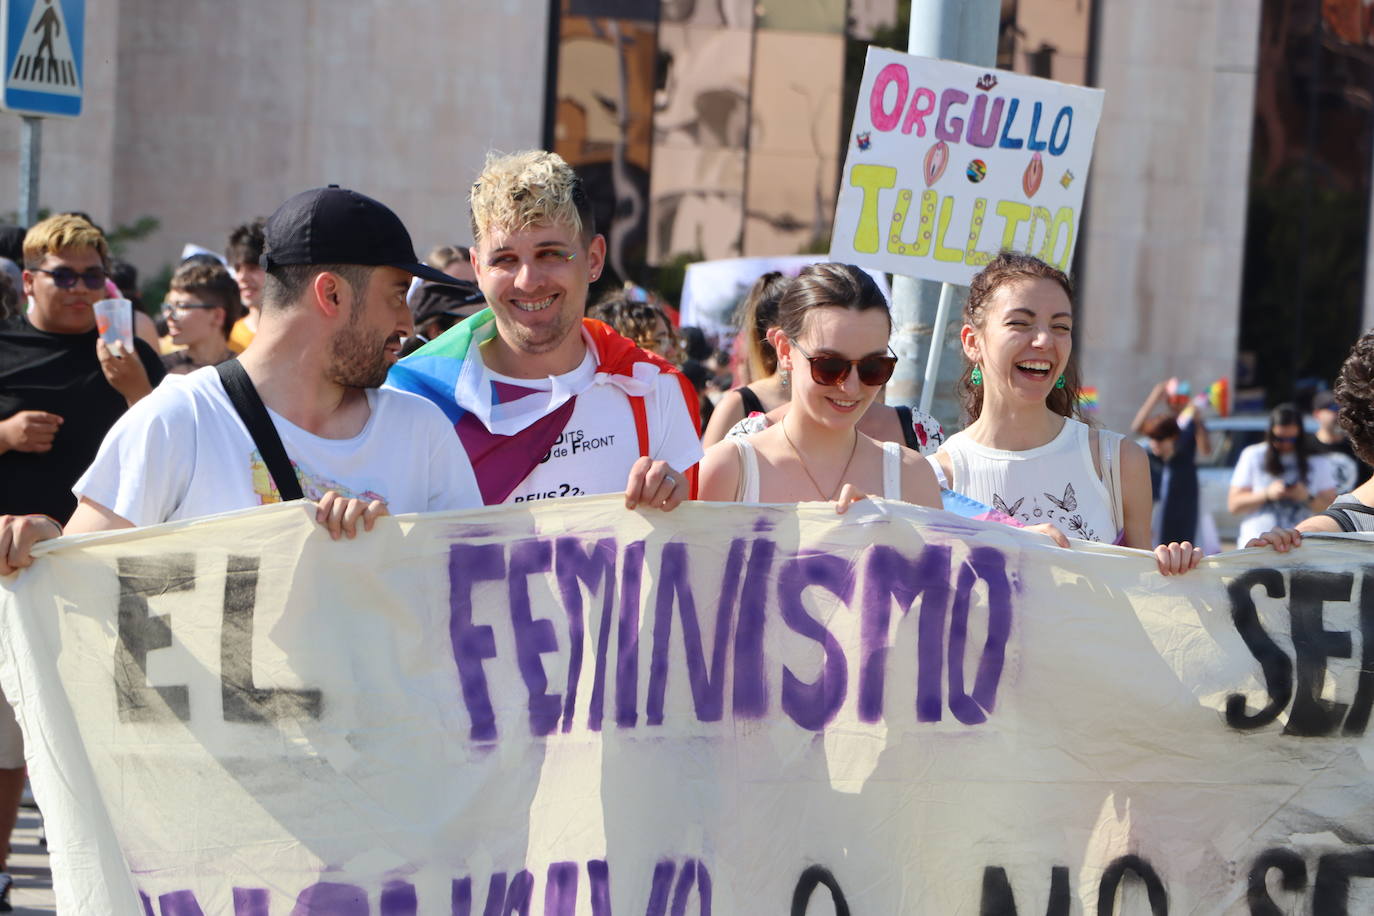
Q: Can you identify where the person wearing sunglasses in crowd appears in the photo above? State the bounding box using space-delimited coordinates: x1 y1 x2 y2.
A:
159 259 243 375
710 270 945 456
0 213 165 906
1245 332 1374 558
698 262 942 510
929 252 1200 575
1227 402 1336 547
0 215 164 525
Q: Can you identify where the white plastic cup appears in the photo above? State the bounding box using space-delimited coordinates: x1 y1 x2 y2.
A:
93 298 134 354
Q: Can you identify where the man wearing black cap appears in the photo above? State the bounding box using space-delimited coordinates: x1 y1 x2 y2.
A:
0 186 481 567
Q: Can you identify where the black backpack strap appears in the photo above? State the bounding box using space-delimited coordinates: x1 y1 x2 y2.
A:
895 405 919 450
216 360 305 502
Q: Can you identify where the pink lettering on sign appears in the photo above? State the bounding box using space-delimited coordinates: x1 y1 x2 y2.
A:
901 88 937 138
869 63 909 132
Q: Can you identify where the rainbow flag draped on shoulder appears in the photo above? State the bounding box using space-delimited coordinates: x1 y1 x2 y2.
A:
387 309 700 504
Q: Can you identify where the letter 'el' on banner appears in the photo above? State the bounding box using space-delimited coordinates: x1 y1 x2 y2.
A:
4 498 1374 912
829 47 1104 285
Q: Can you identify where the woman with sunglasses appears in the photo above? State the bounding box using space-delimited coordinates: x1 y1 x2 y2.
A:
713 271 944 454
698 263 941 509
930 252 1199 575
1227 403 1336 546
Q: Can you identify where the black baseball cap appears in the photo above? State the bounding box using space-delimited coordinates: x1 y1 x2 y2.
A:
262 185 459 283
411 279 487 324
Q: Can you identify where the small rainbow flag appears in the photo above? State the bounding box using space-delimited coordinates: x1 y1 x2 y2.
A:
1078 386 1099 411
1207 378 1229 417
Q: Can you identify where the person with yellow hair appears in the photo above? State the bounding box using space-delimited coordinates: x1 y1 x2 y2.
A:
0 214 163 524
389 150 703 508
0 213 165 907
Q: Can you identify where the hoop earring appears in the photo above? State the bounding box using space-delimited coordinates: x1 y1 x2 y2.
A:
970 366 983 386
1055 374 1065 389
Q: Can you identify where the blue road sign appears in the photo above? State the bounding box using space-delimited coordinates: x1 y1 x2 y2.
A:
0 0 83 117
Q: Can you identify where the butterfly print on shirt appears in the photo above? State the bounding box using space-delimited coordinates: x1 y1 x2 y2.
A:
992 493 1025 518
1044 483 1077 512
990 486 1101 542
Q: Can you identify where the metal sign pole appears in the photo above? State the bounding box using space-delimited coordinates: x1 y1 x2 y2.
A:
918 282 957 414
18 114 40 226
888 0 998 419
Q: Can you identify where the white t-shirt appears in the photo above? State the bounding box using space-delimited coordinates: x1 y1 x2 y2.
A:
75 367 481 526
934 418 1121 543
1230 444 1336 545
1325 450 1359 496
482 350 703 504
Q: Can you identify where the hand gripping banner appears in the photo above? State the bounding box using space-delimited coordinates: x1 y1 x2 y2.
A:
2 497 1373 914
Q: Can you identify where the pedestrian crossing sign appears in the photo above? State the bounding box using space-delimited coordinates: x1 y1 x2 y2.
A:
0 0 83 117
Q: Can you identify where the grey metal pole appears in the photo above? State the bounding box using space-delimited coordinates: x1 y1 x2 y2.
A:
18 116 41 227
918 282 957 414
888 0 999 424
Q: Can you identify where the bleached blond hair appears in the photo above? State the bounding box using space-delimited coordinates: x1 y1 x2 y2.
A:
469 150 595 244
23 214 109 268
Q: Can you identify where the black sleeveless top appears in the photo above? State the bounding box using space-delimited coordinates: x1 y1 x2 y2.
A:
736 385 765 416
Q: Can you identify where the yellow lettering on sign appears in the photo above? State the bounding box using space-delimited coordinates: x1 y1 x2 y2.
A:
964 198 991 267
848 165 898 254
995 200 1032 251
888 189 937 257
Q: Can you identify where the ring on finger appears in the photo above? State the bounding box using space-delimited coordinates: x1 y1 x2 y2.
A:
664 475 676 488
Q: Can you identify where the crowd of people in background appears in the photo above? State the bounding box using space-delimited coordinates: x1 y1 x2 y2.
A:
0 148 1370 908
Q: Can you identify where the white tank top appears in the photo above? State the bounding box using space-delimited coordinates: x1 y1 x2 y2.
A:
733 438 903 503
935 418 1123 544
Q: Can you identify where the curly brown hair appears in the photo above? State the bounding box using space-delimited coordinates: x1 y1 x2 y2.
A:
587 293 679 361
1335 329 1374 465
958 251 1083 423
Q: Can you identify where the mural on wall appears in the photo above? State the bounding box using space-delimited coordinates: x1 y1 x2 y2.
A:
996 0 1092 85
648 12 752 264
743 19 847 256
553 0 898 275
554 0 660 286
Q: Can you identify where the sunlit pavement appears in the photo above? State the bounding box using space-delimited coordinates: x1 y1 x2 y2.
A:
8 803 55 914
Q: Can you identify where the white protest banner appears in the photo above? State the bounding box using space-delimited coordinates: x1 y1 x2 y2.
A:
829 48 1104 284
3 497 1374 914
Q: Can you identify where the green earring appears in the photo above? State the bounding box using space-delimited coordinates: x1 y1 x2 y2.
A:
1055 374 1066 389
971 366 983 386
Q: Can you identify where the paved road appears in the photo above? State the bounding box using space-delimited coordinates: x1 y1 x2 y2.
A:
8 802 54 914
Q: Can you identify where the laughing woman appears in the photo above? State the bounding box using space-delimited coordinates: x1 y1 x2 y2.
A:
930 252 1200 575
698 263 941 510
